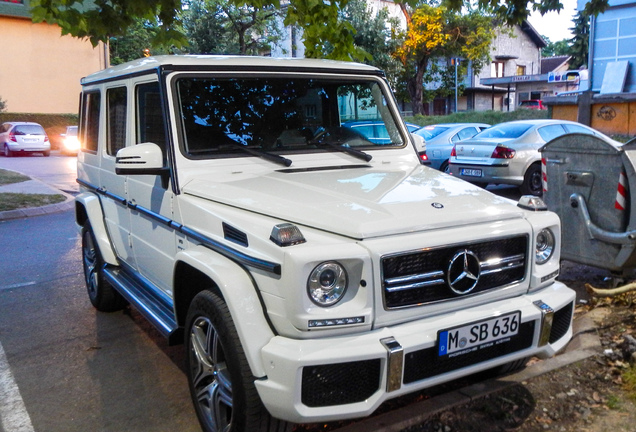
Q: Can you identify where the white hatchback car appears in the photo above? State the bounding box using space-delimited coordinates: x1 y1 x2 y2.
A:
448 119 610 196
0 121 50 157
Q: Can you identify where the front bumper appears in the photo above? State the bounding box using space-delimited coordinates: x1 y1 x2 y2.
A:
256 281 575 423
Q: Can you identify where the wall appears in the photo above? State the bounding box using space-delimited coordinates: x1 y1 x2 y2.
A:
0 16 106 114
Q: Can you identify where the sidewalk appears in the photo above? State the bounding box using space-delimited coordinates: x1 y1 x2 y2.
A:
0 177 75 221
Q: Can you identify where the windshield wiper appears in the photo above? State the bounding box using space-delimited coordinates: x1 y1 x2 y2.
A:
225 143 292 167
317 141 372 162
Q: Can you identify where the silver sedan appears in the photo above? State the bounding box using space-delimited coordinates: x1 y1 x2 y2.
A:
448 119 609 196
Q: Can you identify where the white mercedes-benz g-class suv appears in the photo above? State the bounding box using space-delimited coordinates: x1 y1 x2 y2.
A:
75 55 575 432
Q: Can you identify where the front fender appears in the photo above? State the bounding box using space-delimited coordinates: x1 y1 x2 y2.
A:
75 193 118 265
175 245 276 378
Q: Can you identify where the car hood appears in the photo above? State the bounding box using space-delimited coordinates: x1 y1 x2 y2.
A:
182 164 526 239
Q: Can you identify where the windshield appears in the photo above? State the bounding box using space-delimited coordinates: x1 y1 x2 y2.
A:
175 76 404 159
472 123 533 140
414 125 449 140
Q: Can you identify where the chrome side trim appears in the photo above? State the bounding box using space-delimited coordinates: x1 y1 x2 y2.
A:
78 178 281 275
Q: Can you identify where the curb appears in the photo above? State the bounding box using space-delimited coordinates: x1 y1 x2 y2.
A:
330 312 600 432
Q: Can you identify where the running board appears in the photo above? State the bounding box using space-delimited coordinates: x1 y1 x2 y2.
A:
103 266 183 345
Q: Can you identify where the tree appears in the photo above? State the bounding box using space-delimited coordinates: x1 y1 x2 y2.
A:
109 19 173 65
542 38 571 57
182 0 283 56
28 0 612 62
340 0 404 92
569 10 590 69
395 4 494 115
0 96 6 113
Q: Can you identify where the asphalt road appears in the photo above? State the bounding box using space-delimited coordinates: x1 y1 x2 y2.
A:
0 152 79 194
0 210 199 432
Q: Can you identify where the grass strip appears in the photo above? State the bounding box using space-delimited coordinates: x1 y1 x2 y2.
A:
0 193 66 212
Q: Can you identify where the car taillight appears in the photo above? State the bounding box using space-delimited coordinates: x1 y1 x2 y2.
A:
44 136 49 142
491 145 515 159
9 132 17 142
450 146 456 157
419 152 428 162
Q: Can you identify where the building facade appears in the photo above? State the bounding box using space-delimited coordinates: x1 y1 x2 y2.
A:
0 0 107 114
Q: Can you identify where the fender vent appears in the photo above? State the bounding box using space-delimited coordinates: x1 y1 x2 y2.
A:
223 223 248 247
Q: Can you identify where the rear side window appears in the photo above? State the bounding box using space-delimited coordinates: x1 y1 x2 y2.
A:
537 124 566 142
563 124 595 135
107 87 127 156
136 82 166 153
81 91 101 153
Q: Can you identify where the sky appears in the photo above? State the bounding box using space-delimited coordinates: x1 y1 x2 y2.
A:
527 0 579 42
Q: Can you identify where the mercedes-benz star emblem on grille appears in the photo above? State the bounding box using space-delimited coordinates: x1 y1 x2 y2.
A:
447 249 481 295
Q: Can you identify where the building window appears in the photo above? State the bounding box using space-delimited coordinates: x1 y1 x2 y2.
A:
491 61 504 77
516 65 526 76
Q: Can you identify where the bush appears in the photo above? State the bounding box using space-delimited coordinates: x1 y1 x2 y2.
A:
0 97 6 113
405 109 549 128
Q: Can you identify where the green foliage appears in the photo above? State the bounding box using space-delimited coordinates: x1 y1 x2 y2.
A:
405 108 549 128
110 19 174 65
0 192 66 212
542 38 571 57
569 11 590 69
340 0 404 89
0 169 30 187
182 0 283 56
0 96 6 113
28 0 610 64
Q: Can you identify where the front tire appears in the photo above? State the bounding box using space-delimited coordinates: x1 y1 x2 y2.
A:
520 162 542 196
81 221 127 312
186 290 291 432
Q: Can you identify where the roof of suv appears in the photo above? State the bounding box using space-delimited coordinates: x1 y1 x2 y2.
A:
82 55 384 85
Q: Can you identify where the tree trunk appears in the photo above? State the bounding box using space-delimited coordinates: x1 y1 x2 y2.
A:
410 57 428 115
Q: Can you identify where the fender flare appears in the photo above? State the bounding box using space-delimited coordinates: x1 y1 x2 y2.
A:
75 193 118 265
175 245 276 378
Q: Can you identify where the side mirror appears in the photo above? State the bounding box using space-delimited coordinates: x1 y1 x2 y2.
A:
115 142 166 175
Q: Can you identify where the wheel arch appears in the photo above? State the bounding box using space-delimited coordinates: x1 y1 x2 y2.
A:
75 193 118 265
174 245 276 378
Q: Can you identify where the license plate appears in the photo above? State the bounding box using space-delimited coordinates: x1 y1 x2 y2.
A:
438 311 521 357
461 168 482 177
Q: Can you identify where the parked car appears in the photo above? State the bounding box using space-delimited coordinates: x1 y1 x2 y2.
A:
448 119 609 196
75 56 574 432
413 123 490 171
60 126 80 155
519 100 546 110
0 121 50 157
343 121 421 144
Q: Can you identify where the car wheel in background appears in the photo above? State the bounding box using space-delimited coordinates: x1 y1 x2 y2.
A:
4 144 14 157
440 160 450 174
520 162 542 196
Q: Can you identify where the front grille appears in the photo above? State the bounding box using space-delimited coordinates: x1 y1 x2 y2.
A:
549 301 573 344
403 320 535 384
301 359 381 407
382 236 527 309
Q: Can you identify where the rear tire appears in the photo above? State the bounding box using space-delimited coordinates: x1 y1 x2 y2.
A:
520 163 542 196
81 221 127 312
186 290 292 432
43 150 51 157
4 145 13 157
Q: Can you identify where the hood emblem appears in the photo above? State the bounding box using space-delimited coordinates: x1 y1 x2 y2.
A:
447 249 481 295
431 202 444 209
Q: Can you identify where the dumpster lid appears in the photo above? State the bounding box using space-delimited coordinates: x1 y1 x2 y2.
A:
540 132 624 155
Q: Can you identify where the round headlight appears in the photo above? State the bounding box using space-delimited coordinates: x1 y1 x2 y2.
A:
536 228 555 264
307 262 348 306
